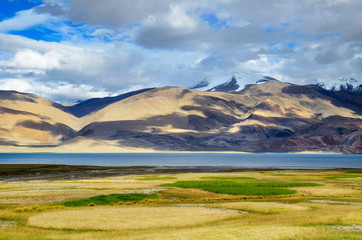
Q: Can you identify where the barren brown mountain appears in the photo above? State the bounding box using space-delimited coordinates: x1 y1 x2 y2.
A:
1 81 361 153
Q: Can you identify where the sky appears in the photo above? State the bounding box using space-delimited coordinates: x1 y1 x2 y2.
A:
0 0 361 102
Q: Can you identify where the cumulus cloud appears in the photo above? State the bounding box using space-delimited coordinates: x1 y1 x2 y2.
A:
37 0 172 27
0 78 110 102
0 49 62 69
0 33 208 100
0 0 360 101
166 4 198 31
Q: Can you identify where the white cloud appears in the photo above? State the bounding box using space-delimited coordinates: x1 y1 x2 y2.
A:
0 78 34 93
0 78 109 102
0 49 62 69
0 8 51 32
0 33 79 53
238 54 286 77
37 0 172 27
167 4 198 31
90 28 114 38
0 33 208 101
0 0 360 102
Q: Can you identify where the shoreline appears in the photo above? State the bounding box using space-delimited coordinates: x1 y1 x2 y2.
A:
0 150 342 154
0 164 360 182
0 145 341 154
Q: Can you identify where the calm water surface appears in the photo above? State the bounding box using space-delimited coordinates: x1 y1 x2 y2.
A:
0 153 361 169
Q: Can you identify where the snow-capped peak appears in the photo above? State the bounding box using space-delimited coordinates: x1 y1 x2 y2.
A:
189 77 211 90
319 76 362 91
190 72 280 93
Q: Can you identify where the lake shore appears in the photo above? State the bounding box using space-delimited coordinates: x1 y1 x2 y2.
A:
0 164 360 182
0 145 335 154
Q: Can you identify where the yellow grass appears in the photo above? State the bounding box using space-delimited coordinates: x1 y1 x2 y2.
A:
212 201 309 213
342 211 362 225
293 186 360 197
236 203 362 226
144 225 315 240
0 169 361 240
28 206 239 230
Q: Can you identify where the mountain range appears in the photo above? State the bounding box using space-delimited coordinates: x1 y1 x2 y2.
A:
190 73 362 93
0 79 361 153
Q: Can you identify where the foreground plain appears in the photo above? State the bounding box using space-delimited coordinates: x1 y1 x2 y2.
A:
0 168 361 240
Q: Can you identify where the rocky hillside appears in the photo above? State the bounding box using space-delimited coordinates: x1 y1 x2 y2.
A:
0 81 361 153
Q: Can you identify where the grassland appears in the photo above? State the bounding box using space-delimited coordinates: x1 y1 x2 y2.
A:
200 176 255 180
0 168 361 240
60 193 158 207
163 180 321 195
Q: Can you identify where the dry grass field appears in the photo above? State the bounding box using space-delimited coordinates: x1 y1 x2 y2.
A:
0 168 361 240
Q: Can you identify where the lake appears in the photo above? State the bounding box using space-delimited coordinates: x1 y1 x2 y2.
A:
0 153 361 169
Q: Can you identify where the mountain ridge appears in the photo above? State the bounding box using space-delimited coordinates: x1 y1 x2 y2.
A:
190 73 362 95
0 81 361 153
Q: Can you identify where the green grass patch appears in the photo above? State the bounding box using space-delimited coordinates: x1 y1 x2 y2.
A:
136 177 177 180
200 176 255 180
59 193 158 207
344 170 362 173
247 182 321 187
162 181 320 196
269 174 296 176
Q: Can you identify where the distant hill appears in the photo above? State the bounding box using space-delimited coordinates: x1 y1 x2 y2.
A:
0 81 361 153
64 88 154 118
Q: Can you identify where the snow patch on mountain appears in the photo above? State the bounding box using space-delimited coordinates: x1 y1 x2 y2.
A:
190 72 280 93
189 77 211 90
191 72 362 94
319 76 362 91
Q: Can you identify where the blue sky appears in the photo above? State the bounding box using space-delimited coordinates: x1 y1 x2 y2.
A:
0 0 361 102
0 0 40 19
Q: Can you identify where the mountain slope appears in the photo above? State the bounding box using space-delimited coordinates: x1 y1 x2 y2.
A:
0 91 77 146
64 88 154 118
0 82 361 153
77 81 361 153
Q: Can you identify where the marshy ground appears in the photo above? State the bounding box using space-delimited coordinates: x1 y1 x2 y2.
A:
0 165 361 240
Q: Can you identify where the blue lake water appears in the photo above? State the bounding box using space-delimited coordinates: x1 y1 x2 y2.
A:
0 153 361 169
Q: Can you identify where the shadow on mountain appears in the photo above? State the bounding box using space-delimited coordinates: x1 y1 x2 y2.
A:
282 84 362 115
0 106 38 116
316 87 362 114
16 120 76 141
59 88 154 118
0 91 36 103
0 138 18 146
78 109 240 138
